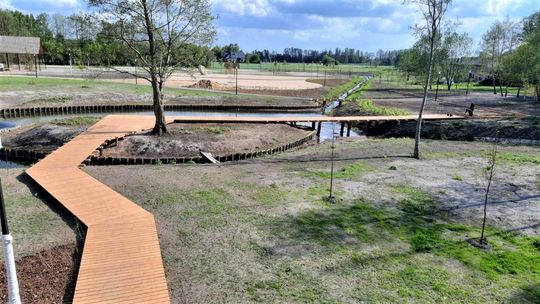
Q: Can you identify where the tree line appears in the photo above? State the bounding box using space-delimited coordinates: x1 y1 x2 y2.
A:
0 9 215 68
211 43 400 66
395 10 540 101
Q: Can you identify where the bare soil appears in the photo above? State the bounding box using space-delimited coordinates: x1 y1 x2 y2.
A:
359 80 540 118
103 123 312 158
2 124 88 153
365 118 540 141
0 243 80 303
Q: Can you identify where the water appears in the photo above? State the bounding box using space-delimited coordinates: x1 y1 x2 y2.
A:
0 110 361 167
1 110 361 141
0 160 24 169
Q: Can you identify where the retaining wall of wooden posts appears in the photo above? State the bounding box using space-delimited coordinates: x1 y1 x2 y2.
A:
0 147 47 163
83 130 316 166
0 103 321 118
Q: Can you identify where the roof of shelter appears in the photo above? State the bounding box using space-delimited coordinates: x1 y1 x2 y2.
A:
0 36 40 54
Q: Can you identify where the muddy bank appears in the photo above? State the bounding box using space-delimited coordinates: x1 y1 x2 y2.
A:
1 124 89 153
102 123 312 158
363 118 540 142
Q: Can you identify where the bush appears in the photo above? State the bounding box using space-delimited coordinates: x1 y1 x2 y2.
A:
247 53 261 64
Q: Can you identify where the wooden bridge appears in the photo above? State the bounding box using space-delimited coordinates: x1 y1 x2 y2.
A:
25 113 462 303
173 114 465 137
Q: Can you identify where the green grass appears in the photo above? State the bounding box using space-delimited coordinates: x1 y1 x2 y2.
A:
209 62 388 74
205 126 231 135
0 76 263 99
496 152 540 165
453 175 463 181
353 99 410 116
24 96 72 105
51 116 101 126
305 160 373 179
346 79 371 99
322 76 362 101
94 154 540 303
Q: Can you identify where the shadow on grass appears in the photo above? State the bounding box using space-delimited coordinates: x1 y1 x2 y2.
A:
265 191 540 286
519 285 540 303
16 172 86 303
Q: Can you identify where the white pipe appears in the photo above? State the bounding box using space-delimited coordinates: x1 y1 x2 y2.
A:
2 234 21 304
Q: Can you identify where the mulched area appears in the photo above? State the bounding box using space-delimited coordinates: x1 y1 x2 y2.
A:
0 242 81 303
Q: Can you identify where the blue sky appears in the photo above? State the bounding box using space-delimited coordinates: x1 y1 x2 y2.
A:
2 0 539 53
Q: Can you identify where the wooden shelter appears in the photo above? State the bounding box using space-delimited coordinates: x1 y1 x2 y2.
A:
0 36 41 71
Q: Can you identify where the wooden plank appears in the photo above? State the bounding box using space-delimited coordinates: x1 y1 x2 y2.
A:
200 151 220 164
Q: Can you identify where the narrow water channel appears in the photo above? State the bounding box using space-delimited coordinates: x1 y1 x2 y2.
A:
0 109 363 167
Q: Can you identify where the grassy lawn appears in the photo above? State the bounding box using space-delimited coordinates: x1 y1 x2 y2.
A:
85 138 540 303
0 76 260 99
323 76 362 101
208 62 391 74
0 169 78 258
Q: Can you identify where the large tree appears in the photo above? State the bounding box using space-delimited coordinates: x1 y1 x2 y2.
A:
408 0 452 159
89 0 216 135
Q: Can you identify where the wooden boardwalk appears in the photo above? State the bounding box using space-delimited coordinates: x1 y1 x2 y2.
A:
172 114 462 123
25 113 461 303
26 115 170 303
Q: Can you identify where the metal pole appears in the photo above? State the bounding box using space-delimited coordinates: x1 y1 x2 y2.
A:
329 122 336 201
466 71 472 95
0 178 21 304
34 54 38 78
435 72 440 101
235 66 238 95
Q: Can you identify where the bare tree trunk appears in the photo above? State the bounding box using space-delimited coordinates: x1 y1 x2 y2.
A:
151 80 167 135
414 37 435 159
480 138 498 244
492 73 497 94
142 0 167 135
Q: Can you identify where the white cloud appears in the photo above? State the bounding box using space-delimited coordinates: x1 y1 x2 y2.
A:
485 0 522 16
34 0 80 7
0 0 14 9
214 0 271 17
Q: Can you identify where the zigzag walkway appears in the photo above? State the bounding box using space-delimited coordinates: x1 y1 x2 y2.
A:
25 113 460 303
26 115 170 303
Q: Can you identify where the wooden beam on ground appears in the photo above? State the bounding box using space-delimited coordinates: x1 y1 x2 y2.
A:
200 151 220 164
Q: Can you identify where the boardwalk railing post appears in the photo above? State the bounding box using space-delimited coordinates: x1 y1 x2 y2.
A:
316 122 322 143
0 178 21 304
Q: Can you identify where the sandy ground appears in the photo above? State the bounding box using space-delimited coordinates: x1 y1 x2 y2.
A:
111 70 322 90
3 67 322 90
103 123 312 158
